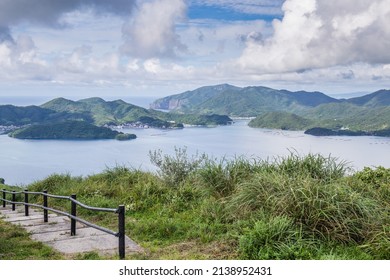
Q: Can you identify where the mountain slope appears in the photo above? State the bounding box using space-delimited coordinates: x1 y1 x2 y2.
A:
248 112 314 130
0 104 91 126
150 84 241 111
41 97 153 126
346 89 390 107
151 84 340 117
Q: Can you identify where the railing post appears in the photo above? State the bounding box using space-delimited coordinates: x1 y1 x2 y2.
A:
2 189 5 208
12 191 16 211
24 190 29 216
71 194 77 236
43 190 48 222
118 205 125 259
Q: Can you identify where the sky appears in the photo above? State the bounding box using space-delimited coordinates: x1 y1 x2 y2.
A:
0 0 390 101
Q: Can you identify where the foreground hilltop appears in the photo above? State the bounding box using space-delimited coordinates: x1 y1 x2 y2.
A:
2 152 389 259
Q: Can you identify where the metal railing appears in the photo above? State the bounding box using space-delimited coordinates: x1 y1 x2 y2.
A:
1 189 126 259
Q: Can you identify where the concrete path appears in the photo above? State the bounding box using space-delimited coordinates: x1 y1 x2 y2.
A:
0 205 143 258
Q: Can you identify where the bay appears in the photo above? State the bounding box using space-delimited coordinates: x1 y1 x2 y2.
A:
1 120 389 186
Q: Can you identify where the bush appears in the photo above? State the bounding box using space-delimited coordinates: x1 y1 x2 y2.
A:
149 147 207 187
0 178 4 184
354 166 390 188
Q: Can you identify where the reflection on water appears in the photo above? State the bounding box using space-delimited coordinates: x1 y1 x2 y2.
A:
0 120 389 185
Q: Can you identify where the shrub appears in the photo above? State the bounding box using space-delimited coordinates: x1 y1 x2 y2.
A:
0 178 4 184
149 147 207 187
354 166 390 188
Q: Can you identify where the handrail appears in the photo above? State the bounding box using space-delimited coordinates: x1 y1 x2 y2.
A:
1 188 126 259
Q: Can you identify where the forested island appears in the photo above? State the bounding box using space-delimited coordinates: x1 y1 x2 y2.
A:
9 121 136 140
304 127 390 137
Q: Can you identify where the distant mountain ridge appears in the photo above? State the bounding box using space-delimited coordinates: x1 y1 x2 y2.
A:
347 90 390 107
150 84 240 111
1 97 232 129
150 84 390 135
150 84 340 116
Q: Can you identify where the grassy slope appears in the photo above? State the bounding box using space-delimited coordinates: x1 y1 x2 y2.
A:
3 151 388 260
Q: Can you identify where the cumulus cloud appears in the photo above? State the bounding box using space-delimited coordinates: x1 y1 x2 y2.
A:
120 0 187 58
237 0 390 73
0 0 135 43
0 33 51 81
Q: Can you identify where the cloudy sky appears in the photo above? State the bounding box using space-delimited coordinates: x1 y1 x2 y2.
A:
0 0 389 100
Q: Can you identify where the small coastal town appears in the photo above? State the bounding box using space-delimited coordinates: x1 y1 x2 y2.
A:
105 121 151 130
0 125 21 135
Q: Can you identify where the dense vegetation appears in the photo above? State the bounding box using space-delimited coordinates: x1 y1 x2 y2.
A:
303 127 390 137
0 104 91 126
248 112 314 130
9 120 136 140
3 150 389 260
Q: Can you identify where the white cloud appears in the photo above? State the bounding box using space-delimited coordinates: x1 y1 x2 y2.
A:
120 0 187 58
0 43 13 67
0 35 50 81
236 0 390 74
180 19 268 58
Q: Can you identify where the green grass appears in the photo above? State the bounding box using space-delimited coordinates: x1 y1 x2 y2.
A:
0 219 63 260
2 151 389 260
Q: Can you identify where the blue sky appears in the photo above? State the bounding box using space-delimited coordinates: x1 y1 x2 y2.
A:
0 0 389 100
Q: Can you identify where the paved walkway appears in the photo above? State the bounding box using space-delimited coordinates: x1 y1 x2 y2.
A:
0 205 143 258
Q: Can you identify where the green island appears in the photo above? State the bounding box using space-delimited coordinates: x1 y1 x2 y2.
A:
9 120 136 141
304 127 390 137
1 150 389 260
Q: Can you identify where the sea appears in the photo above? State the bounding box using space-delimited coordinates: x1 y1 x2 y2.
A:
1 96 390 186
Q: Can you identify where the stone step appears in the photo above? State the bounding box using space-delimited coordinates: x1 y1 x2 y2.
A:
0 205 143 258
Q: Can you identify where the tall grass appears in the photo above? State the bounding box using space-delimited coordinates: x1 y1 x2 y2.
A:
229 171 381 243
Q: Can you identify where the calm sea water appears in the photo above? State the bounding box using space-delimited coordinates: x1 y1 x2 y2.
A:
1 120 389 186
